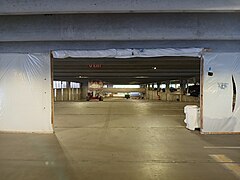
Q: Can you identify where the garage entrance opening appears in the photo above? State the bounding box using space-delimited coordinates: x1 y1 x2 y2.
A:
52 55 201 131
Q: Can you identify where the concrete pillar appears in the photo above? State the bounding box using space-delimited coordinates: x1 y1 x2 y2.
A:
108 84 113 88
72 88 77 101
63 89 68 101
78 88 81 100
147 84 151 90
166 81 170 101
140 84 146 99
192 77 196 84
75 88 80 101
66 82 71 101
141 84 147 99
61 88 64 101
186 80 189 94
151 83 154 90
62 82 70 101
54 89 57 101
56 89 62 101
157 83 160 91
180 80 186 102
157 83 160 100
81 81 88 100
150 84 153 100
148 84 151 100
145 84 148 99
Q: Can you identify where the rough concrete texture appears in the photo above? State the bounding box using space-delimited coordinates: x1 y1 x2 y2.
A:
0 99 239 179
1 14 240 42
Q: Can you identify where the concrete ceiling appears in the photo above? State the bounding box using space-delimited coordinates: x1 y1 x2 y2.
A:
1 0 240 15
53 57 200 84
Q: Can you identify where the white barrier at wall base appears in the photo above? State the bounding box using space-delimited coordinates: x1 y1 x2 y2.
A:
184 105 200 131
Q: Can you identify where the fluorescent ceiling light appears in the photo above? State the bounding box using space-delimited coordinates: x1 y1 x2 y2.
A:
135 76 149 79
78 75 88 79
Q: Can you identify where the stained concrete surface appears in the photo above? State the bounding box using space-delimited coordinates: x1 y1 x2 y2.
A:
0 98 240 180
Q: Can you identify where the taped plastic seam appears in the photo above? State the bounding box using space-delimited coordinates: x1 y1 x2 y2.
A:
52 48 203 59
0 53 53 133
203 53 240 133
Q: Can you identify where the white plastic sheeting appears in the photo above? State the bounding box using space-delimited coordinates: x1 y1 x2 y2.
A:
1 50 238 133
52 48 203 59
203 53 240 133
0 53 53 133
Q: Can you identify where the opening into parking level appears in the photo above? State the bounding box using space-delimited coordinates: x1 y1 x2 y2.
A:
51 51 202 132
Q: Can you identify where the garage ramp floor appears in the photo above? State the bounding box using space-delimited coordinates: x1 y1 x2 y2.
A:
0 99 239 180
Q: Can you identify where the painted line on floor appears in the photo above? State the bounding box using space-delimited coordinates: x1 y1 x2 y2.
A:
209 154 240 178
204 146 240 149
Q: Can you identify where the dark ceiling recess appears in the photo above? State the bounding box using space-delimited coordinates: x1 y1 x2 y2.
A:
53 57 200 84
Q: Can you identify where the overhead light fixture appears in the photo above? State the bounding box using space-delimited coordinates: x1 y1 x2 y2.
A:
78 75 88 79
152 67 157 70
136 76 149 79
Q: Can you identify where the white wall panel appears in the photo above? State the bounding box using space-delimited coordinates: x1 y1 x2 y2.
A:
0 53 53 133
203 53 240 133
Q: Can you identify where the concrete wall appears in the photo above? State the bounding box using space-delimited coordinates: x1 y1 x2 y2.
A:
1 0 240 14
0 14 240 42
0 13 239 53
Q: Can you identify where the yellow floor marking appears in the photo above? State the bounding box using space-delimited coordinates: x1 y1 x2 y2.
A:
209 154 240 178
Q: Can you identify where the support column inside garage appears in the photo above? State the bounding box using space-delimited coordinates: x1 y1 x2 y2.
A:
81 81 88 100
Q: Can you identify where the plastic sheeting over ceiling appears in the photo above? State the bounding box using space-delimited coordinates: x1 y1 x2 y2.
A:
52 48 203 59
203 53 240 133
0 53 53 133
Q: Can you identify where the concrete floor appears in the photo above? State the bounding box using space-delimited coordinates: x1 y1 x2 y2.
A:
0 99 240 180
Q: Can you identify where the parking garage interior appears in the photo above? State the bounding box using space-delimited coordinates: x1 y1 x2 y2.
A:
53 56 201 101
0 52 239 180
0 49 239 179
1 3 240 179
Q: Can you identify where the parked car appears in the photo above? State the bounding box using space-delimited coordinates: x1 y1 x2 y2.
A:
188 85 200 97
